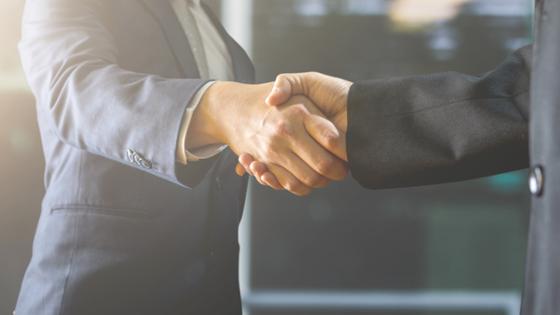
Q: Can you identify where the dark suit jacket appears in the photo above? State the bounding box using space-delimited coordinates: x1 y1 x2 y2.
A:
522 0 560 314
16 1 253 314
347 46 531 189
347 1 560 310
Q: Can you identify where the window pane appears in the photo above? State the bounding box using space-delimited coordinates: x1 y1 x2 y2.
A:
244 0 532 314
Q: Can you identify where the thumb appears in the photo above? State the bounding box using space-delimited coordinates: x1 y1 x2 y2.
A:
304 114 348 162
266 73 304 106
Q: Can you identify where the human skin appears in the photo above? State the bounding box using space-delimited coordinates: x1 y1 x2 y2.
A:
235 73 352 193
188 80 348 196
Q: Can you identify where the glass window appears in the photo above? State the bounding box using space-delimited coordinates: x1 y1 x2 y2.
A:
0 2 27 92
241 0 532 314
0 4 41 315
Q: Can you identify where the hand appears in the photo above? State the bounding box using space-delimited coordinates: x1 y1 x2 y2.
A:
267 72 352 135
235 73 352 190
189 81 348 196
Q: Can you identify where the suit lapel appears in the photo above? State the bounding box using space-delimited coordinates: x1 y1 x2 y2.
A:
222 31 256 84
141 1 255 83
201 4 256 84
141 0 200 78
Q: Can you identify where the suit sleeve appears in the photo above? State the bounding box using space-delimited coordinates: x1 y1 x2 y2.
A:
347 45 532 189
19 0 217 188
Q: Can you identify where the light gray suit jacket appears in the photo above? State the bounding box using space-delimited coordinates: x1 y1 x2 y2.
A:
16 1 254 314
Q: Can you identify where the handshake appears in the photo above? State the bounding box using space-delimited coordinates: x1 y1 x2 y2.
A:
189 72 352 196
221 72 354 196
233 72 353 196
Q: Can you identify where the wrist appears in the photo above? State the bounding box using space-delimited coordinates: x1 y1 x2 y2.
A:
187 81 231 149
188 81 272 149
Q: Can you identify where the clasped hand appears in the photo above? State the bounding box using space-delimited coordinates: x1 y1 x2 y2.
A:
233 72 353 195
189 79 349 196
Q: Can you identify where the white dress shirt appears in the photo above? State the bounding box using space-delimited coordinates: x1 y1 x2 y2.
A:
171 0 236 164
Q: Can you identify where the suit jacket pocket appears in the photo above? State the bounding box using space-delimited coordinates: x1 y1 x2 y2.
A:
50 204 157 219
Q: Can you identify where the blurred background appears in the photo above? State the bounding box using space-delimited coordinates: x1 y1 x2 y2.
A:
0 0 532 314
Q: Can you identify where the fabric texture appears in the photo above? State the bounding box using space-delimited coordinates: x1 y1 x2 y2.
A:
347 45 531 189
172 0 234 164
522 0 560 313
15 1 254 314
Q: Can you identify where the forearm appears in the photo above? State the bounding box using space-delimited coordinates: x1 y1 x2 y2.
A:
21 0 213 187
187 81 234 149
191 80 348 194
187 81 274 149
348 46 532 189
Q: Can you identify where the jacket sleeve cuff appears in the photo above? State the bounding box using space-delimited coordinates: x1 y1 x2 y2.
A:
176 81 220 165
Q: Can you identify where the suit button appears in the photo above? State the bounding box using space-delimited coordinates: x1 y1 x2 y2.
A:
137 157 152 169
127 149 136 163
529 165 544 196
127 149 152 169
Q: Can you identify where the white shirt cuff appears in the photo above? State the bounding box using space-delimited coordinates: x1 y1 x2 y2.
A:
176 81 227 165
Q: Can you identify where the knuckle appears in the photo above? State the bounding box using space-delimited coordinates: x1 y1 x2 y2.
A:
250 165 263 177
284 180 298 192
276 74 288 82
304 173 323 188
316 157 336 175
284 177 315 195
271 120 292 138
262 143 276 159
323 132 340 149
290 104 308 115
308 71 320 77
297 187 312 196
